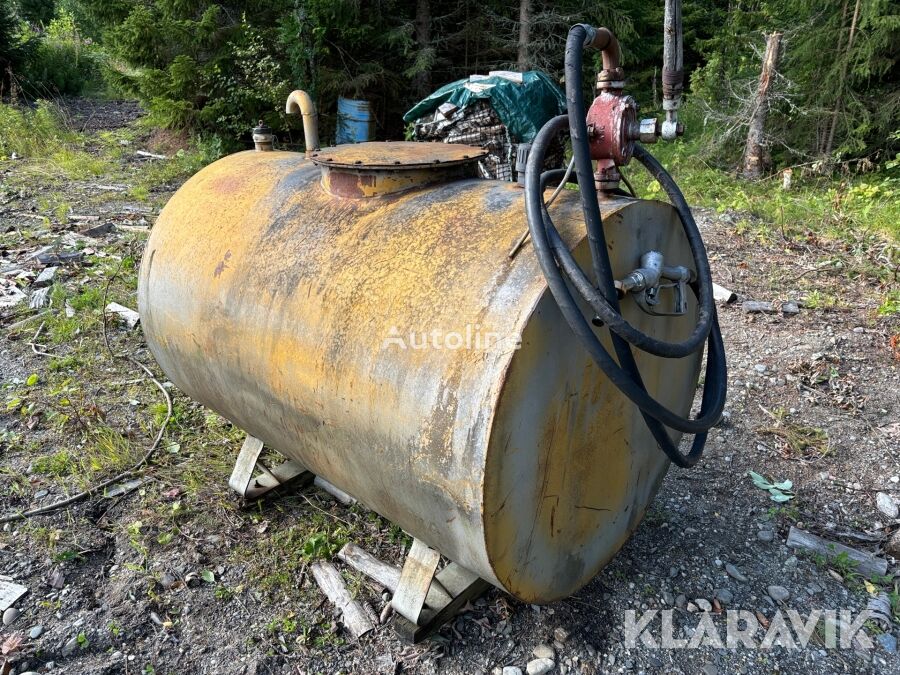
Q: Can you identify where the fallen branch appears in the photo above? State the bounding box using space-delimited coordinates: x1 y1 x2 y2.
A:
786 526 888 578
337 542 452 608
310 562 375 638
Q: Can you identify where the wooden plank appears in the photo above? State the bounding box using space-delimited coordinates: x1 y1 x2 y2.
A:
392 539 440 624
337 543 452 609
310 562 374 639
786 526 888 578
0 580 28 612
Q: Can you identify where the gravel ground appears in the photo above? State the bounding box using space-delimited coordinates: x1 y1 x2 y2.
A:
0 99 898 675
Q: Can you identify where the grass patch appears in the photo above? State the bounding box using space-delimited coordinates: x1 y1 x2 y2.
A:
630 136 900 243
33 450 76 477
0 101 114 180
758 423 829 459
235 519 348 592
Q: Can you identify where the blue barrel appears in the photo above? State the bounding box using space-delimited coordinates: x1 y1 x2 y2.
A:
336 97 375 144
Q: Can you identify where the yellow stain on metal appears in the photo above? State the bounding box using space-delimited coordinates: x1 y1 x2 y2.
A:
138 146 702 604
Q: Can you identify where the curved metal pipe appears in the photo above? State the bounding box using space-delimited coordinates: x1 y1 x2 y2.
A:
285 90 320 157
579 24 623 81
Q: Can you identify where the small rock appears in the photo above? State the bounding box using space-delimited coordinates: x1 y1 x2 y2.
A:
757 529 774 543
715 589 733 604
503 668 524 675
876 633 897 655
160 572 177 589
781 301 800 316
783 555 798 569
62 637 79 656
526 658 554 675
702 663 718 675
34 489 48 499
662 591 674 606
876 492 899 519
3 607 20 625
686 602 699 613
553 627 569 644
675 594 687 609
695 598 712 612
753 364 767 374
29 625 44 639
33 266 57 288
768 585 790 602
49 568 65 589
533 644 555 660
725 563 748 582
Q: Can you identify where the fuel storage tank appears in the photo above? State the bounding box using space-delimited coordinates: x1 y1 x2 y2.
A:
137 141 701 603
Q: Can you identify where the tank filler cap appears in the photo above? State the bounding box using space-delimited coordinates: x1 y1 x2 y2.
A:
312 141 486 198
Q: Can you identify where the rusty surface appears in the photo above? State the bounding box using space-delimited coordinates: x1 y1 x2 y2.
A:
311 141 486 168
587 91 637 165
138 148 702 602
321 164 476 198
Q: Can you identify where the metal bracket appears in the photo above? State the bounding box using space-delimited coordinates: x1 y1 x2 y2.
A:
227 435 310 499
392 538 491 644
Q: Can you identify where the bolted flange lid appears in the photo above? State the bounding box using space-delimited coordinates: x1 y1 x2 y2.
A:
311 141 486 169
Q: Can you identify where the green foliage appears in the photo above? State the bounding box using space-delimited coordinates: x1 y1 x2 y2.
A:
17 0 57 25
632 116 900 244
0 100 74 158
690 0 898 165
0 2 31 93
22 9 103 96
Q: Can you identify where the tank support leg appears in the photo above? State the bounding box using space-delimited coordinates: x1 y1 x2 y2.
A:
393 538 491 644
227 434 310 499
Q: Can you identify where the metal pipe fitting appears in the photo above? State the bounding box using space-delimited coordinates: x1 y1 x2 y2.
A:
285 90 320 158
662 0 685 139
252 121 274 152
580 25 624 87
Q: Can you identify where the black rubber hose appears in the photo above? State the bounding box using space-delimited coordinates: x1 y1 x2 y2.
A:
525 114 727 465
565 25 614 305
564 24 715 359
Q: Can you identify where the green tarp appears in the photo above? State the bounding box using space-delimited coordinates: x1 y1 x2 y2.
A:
402 70 566 143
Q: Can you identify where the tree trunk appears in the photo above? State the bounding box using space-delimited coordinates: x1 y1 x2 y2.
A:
517 0 531 70
823 0 861 159
742 32 782 180
413 0 432 99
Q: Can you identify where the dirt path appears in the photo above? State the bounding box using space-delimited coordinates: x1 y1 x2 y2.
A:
1 99 898 675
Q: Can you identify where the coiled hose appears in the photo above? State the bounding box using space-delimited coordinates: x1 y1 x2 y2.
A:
523 25 728 468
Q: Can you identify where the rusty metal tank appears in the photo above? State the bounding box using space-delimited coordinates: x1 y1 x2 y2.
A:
137 141 701 603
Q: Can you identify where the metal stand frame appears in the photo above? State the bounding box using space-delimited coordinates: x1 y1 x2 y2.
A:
227 435 309 499
227 435 490 642
392 539 491 644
